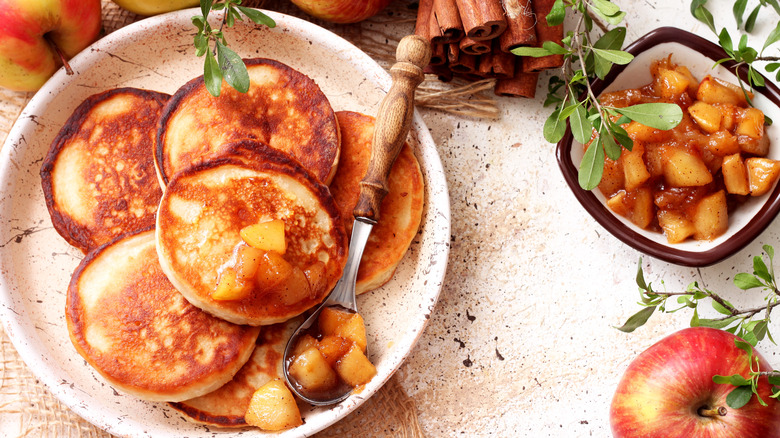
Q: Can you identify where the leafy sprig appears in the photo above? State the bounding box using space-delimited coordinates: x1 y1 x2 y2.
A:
512 0 682 190
691 0 780 104
192 0 276 96
617 246 780 409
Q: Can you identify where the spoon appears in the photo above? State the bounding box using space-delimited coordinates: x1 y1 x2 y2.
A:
282 34 431 406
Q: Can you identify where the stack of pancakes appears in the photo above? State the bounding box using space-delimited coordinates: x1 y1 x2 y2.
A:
40 58 424 427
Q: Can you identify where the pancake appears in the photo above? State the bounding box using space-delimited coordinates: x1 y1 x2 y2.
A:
169 317 301 427
155 58 340 186
155 147 348 326
66 229 260 402
329 111 425 294
41 87 169 253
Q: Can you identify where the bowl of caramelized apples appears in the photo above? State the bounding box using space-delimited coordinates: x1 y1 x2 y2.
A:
557 27 780 267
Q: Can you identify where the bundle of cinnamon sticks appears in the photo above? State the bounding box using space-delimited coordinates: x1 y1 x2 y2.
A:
415 0 563 98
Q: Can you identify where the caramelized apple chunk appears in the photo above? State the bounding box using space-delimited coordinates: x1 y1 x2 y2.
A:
245 380 303 431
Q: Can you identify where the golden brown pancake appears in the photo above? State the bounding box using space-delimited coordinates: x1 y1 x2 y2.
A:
329 111 425 294
66 229 260 402
169 317 301 427
155 146 348 326
41 87 169 253
155 58 340 186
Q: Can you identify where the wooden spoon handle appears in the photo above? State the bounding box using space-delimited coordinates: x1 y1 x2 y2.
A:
353 35 432 222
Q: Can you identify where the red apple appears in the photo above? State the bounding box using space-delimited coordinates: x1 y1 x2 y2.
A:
289 0 394 24
0 0 102 92
611 327 780 438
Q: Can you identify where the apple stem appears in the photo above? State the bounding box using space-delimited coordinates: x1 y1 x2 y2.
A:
44 34 74 76
698 406 727 418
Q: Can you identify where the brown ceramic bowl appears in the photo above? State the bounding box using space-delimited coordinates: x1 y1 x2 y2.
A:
557 27 780 267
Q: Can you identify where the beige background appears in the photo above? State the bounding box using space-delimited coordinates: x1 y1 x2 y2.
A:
3 0 780 437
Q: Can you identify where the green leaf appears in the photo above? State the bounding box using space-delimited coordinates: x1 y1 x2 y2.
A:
693 5 716 33
729 374 752 386
636 259 647 290
546 0 566 26
194 33 209 57
203 50 222 97
733 0 747 28
591 0 620 16
713 374 733 384
192 15 205 32
542 41 568 55
592 28 625 79
691 307 701 327
591 48 633 65
594 27 626 51
614 103 683 130
735 338 754 357
754 321 768 342
215 41 250 94
767 63 780 73
719 28 734 55
760 20 779 53
745 5 760 32
750 67 765 87
615 306 656 333
734 273 763 289
601 126 621 160
768 375 780 386
578 137 605 190
512 47 554 57
726 385 754 409
753 255 771 282
742 329 759 347
201 0 213 18
712 300 733 315
570 104 593 144
607 118 633 151
696 317 737 329
543 107 567 143
764 245 774 260
236 5 277 27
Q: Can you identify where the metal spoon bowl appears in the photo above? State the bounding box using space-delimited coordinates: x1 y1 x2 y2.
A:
282 34 431 406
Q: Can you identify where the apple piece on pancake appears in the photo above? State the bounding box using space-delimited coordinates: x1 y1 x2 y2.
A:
155 58 340 186
41 88 169 253
155 142 348 326
329 111 425 294
66 229 260 402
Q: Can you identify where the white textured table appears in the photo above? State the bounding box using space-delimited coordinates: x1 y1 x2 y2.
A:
401 1 780 435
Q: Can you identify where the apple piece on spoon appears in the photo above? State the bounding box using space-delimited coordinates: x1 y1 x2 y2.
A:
611 327 780 438
0 0 102 92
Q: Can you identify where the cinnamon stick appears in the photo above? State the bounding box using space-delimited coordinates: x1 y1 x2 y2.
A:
431 0 464 44
415 0 434 40
478 43 516 79
460 36 492 56
424 63 454 82
448 43 477 74
522 0 564 72
430 43 447 66
454 0 507 41
495 60 539 98
499 0 537 52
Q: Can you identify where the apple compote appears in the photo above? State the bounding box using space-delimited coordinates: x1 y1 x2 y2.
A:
287 306 377 400
596 56 779 243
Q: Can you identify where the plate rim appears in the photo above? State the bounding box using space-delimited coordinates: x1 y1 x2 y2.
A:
0 8 450 437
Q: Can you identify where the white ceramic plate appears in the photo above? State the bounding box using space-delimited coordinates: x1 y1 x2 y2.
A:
0 9 450 437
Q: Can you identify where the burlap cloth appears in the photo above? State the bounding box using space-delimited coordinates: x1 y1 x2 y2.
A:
0 1 455 436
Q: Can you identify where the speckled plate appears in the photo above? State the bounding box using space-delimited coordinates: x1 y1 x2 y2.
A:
0 9 450 438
